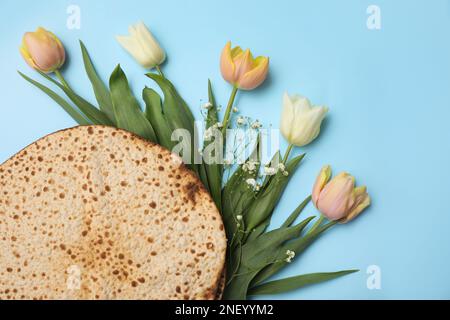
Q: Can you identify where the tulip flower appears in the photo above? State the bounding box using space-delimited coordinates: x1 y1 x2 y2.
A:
20 27 65 73
280 92 328 148
116 22 166 71
312 165 371 223
220 41 269 91
219 41 269 135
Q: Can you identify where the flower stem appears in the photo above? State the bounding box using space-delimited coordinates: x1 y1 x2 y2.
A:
155 65 165 78
54 70 69 88
309 214 325 234
221 86 239 136
282 144 294 164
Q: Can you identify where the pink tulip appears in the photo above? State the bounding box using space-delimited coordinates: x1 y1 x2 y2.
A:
312 165 371 223
20 27 65 73
220 41 269 90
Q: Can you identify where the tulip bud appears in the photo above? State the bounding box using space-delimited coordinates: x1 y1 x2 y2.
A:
20 27 65 73
116 22 166 69
220 41 269 90
280 92 328 147
312 165 371 223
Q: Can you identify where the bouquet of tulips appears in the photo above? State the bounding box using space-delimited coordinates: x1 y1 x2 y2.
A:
19 23 371 300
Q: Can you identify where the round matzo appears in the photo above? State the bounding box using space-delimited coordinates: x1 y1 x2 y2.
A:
0 125 226 300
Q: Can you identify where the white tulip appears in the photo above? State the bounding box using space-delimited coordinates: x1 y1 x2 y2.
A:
280 92 328 147
116 22 166 69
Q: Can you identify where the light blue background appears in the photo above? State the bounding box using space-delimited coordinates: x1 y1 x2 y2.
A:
1 0 449 299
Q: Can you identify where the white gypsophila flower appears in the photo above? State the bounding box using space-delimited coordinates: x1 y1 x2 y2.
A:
255 184 261 192
236 116 246 126
203 102 213 109
246 178 256 188
283 171 289 176
285 250 295 263
248 161 258 171
236 215 243 221
203 127 213 140
277 163 286 171
233 107 239 113
243 161 258 173
216 122 223 128
264 166 277 176
251 120 262 129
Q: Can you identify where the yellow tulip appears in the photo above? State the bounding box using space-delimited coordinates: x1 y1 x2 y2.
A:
220 41 269 90
20 27 65 73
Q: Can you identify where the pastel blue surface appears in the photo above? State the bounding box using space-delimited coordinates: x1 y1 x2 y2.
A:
1 0 450 299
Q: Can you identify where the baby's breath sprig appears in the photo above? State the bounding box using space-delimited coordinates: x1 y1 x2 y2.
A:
285 250 296 263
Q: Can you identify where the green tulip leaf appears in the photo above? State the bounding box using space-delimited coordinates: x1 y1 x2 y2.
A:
245 219 270 243
142 87 173 148
145 73 195 133
199 163 211 191
250 220 337 287
80 41 116 124
18 71 89 125
259 151 282 190
205 79 219 132
248 270 358 296
222 139 261 241
245 153 305 232
281 195 311 228
202 80 222 210
244 151 282 243
109 65 157 142
145 73 198 173
223 271 259 300
223 216 314 300
37 70 112 125
246 194 311 243
242 216 314 269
